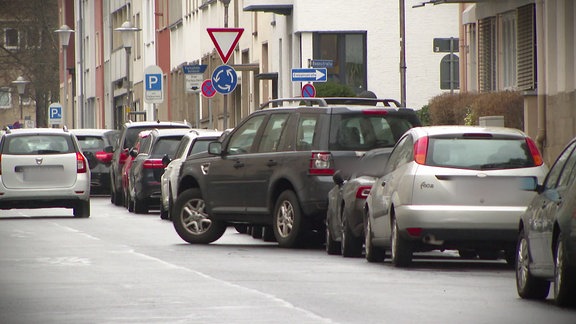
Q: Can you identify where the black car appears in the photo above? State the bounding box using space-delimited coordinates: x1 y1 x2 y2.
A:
516 136 576 307
172 97 421 248
127 128 191 214
109 120 191 206
71 129 120 195
326 147 392 257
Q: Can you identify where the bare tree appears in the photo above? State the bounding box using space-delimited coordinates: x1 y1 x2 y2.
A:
0 0 60 127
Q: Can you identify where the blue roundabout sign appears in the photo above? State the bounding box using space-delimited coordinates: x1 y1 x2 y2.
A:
211 65 238 94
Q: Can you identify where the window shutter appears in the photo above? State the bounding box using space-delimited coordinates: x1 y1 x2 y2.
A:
478 17 496 92
516 4 536 91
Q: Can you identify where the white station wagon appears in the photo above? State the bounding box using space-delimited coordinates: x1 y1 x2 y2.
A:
0 127 91 217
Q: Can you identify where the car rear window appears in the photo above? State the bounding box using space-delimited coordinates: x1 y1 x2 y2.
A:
329 114 416 151
76 136 105 151
3 135 75 155
426 137 536 170
151 136 184 158
124 125 189 149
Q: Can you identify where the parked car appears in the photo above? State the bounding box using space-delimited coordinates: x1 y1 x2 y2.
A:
127 128 191 214
70 128 120 195
0 127 91 217
109 120 191 206
122 130 152 212
326 147 392 257
364 126 548 267
160 129 222 220
172 97 421 248
516 136 576 307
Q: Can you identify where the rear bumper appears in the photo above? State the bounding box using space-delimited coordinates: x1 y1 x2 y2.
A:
395 204 524 248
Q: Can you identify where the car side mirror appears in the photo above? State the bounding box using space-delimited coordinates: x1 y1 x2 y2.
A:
519 176 539 191
208 142 222 155
129 148 138 158
103 145 114 153
162 154 171 168
332 170 345 186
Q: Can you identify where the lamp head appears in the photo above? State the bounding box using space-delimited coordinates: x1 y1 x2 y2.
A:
55 24 74 47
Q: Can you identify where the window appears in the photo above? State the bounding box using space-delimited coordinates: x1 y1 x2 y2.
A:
313 32 367 94
227 115 266 155
516 4 536 91
545 141 576 190
0 87 11 109
296 115 319 151
257 113 288 153
4 28 19 49
478 17 496 92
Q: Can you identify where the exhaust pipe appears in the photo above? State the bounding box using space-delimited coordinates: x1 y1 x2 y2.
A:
423 234 444 246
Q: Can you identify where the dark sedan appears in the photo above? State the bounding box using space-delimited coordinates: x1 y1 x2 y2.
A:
71 128 120 195
326 148 391 257
516 136 576 307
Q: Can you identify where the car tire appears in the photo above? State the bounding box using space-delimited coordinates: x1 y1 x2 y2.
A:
172 188 226 244
391 216 412 267
364 216 385 263
73 200 90 218
325 221 341 255
127 192 134 213
553 233 576 307
133 196 148 214
160 206 169 220
516 229 550 300
113 184 124 206
251 225 263 239
273 190 305 248
234 224 248 234
341 215 363 258
262 226 277 242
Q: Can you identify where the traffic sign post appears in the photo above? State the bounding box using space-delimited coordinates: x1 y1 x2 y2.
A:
48 103 63 126
144 65 164 104
291 68 327 82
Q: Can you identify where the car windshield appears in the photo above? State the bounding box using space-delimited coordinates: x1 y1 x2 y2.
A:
329 114 415 151
426 137 535 170
3 134 74 155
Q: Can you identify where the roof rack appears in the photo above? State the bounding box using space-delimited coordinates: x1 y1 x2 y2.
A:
260 98 328 109
321 97 402 107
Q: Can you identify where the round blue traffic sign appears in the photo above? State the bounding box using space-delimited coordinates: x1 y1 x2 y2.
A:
211 65 238 94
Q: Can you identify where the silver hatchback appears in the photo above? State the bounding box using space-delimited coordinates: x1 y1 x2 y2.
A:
364 126 548 267
0 127 91 217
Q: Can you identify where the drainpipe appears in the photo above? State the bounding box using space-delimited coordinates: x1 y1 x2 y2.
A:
535 0 546 156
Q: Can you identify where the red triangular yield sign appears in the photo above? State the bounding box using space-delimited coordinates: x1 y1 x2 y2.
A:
207 28 244 64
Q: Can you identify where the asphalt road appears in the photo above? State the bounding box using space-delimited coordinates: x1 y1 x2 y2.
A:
1 197 575 324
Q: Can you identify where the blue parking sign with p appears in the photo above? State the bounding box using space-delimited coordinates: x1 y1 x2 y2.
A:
48 103 62 125
146 74 162 91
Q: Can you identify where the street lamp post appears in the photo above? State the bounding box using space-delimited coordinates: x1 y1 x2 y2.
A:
115 21 140 120
55 25 74 127
12 76 29 122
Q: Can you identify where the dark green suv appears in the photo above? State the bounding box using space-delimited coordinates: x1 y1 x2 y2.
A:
172 98 421 248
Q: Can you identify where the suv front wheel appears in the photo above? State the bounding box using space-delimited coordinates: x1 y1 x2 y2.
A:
273 190 305 248
172 188 226 244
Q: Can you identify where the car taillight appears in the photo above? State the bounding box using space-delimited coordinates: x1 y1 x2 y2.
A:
309 152 334 175
119 150 129 165
413 136 428 165
356 186 372 199
406 228 422 237
95 151 113 164
77 152 87 173
143 159 165 169
526 138 544 166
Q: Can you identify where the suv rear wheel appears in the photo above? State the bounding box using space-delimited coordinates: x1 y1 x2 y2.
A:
173 188 226 244
73 200 90 218
273 190 305 248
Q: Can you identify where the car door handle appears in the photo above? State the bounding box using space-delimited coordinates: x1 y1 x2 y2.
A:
233 161 244 169
381 181 387 187
267 160 277 167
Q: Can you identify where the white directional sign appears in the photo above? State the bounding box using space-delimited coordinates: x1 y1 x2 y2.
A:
144 65 164 104
48 103 63 125
183 65 208 93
